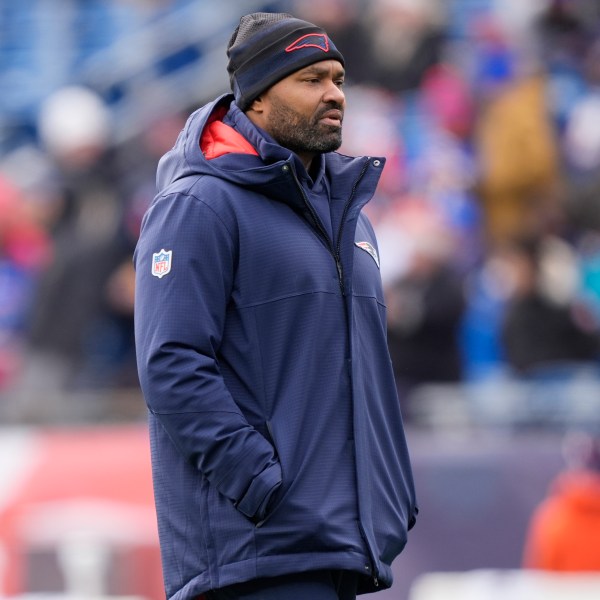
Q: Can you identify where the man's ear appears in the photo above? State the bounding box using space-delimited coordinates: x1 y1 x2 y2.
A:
248 95 264 114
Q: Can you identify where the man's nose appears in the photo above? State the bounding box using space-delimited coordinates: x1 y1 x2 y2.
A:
323 80 345 106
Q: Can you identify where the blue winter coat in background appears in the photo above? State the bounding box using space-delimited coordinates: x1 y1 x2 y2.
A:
134 94 417 599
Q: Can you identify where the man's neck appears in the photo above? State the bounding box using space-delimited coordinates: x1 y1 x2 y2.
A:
296 151 315 173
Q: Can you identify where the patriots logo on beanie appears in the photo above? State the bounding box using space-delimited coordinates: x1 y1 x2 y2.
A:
286 33 330 53
227 12 345 112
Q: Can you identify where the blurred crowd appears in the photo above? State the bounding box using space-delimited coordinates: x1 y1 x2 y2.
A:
2 0 600 423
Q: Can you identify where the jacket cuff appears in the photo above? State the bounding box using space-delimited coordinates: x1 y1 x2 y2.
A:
408 505 419 531
235 461 282 521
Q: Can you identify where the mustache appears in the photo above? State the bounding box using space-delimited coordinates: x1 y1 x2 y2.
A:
314 102 344 122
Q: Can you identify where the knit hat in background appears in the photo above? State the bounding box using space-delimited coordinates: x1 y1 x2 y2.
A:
227 12 345 111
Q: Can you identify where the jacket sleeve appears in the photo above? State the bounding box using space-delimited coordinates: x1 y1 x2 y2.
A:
134 191 281 521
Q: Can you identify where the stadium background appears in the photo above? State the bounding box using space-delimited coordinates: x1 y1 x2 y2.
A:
2 0 600 598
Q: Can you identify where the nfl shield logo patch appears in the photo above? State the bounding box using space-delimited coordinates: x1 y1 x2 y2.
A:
152 249 172 278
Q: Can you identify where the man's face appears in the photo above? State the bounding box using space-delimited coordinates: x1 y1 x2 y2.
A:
249 60 346 161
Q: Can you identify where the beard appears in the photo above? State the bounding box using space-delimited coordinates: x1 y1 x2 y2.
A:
264 96 343 155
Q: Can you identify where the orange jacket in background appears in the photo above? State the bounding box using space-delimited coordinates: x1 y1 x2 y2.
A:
523 471 600 571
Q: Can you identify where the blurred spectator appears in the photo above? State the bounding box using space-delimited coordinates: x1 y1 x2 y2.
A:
420 62 474 141
384 201 466 412
20 86 137 396
523 429 600 571
499 234 600 375
475 71 563 245
404 80 482 272
559 39 600 245
294 0 445 91
534 0 596 77
0 174 52 389
459 252 509 380
364 0 446 92
578 231 600 324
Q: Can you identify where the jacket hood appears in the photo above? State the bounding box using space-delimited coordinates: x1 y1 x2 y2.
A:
156 94 261 191
155 94 384 206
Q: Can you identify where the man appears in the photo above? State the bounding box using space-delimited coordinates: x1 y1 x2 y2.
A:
134 12 417 600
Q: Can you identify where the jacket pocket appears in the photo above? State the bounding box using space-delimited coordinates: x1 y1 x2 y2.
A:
255 421 290 527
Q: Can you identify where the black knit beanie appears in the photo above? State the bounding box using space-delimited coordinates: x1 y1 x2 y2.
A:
227 12 345 111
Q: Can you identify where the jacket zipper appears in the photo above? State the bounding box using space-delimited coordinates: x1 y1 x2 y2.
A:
337 158 379 586
287 158 371 295
287 165 344 293
332 158 370 295
334 158 370 263
289 158 380 585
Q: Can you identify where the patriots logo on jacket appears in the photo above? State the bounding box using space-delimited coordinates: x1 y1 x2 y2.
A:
355 241 380 268
285 33 330 53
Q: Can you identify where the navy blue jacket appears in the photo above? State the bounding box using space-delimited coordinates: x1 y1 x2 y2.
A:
134 94 417 599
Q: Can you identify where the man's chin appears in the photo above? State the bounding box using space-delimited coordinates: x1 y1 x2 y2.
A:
316 126 342 149
324 133 343 153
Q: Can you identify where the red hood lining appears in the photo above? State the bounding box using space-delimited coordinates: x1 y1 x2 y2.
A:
200 106 259 160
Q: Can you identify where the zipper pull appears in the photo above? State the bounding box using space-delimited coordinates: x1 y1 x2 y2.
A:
335 259 344 295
